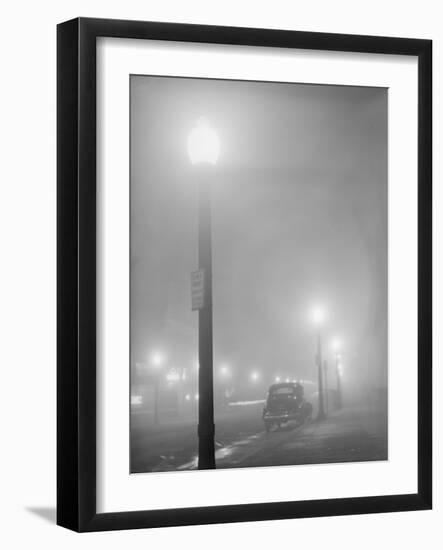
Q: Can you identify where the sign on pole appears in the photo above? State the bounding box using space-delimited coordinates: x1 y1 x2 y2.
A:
191 269 205 310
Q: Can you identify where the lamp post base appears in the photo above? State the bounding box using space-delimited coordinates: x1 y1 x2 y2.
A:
198 423 216 469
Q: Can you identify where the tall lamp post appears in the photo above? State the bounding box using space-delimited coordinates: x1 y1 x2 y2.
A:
150 351 164 425
332 339 343 410
323 359 329 414
311 306 326 421
188 117 219 470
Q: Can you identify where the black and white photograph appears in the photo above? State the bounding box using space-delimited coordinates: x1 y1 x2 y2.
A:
0 2 436 543
55 18 432 533
129 75 388 474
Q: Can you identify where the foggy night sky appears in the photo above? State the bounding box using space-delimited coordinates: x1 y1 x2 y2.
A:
130 75 388 391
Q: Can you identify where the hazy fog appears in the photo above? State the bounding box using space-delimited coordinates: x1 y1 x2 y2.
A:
130 75 387 396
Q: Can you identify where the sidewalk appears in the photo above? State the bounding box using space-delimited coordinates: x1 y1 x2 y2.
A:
231 407 388 469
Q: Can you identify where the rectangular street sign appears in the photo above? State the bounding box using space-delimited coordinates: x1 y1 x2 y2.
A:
191 269 205 310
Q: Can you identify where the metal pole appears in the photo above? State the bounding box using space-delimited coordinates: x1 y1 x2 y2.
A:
178 367 185 415
317 330 326 421
323 359 329 414
197 177 216 469
335 354 342 410
154 375 159 425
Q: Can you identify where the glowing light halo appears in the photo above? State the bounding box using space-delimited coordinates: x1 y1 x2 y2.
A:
187 117 220 166
310 305 327 326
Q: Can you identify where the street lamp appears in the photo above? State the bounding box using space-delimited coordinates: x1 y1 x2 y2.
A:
332 339 343 410
310 305 326 326
188 118 219 470
150 351 165 368
310 305 326 421
331 338 341 353
219 364 231 377
187 117 220 166
250 371 260 382
323 360 329 414
149 351 165 424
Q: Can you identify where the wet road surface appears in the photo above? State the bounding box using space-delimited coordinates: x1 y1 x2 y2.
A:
131 404 387 473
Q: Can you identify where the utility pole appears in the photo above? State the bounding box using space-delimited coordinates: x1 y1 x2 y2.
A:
335 354 342 410
317 330 326 421
154 375 159 425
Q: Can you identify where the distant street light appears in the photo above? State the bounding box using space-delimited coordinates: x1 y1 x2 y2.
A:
331 338 343 410
310 305 326 326
188 118 219 470
250 371 260 382
332 338 342 353
330 337 344 410
323 360 329 414
274 376 281 383
310 305 327 421
335 356 343 410
218 364 231 408
337 360 343 375
336 355 343 410
219 364 231 377
150 351 165 368
149 350 165 424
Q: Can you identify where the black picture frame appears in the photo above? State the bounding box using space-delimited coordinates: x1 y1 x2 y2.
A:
57 17 432 532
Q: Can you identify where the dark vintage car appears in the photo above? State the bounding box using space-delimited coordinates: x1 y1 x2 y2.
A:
262 382 313 432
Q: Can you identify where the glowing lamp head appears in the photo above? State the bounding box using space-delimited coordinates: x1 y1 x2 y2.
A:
332 338 342 352
220 364 230 377
150 351 164 368
187 117 220 165
310 305 326 326
251 371 260 382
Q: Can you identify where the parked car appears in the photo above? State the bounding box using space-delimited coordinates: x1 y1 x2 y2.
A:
262 382 313 431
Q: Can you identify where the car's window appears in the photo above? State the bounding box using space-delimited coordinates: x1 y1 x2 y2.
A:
271 387 295 396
